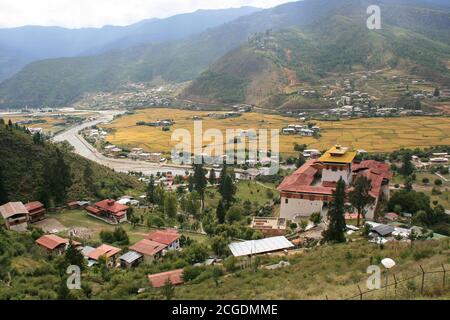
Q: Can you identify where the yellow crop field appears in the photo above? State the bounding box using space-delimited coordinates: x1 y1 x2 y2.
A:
102 108 450 155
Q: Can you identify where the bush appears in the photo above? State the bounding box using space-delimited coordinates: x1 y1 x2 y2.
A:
183 266 203 282
434 179 443 186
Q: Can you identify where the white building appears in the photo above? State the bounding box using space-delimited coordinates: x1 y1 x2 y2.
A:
278 146 392 222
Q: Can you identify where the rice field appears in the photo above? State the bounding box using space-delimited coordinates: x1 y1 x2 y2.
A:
101 108 450 155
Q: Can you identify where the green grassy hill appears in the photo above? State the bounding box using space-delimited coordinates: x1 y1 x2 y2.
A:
0 121 143 205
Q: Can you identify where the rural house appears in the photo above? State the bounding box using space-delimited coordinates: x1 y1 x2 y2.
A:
25 201 46 223
145 229 181 251
129 239 166 264
86 199 129 224
148 269 184 288
250 217 287 237
88 244 122 267
0 202 29 232
35 235 81 255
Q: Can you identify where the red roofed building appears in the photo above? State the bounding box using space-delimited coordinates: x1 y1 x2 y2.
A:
86 199 128 224
25 201 46 223
145 229 181 251
35 235 81 255
278 146 391 221
129 239 166 263
148 269 184 288
88 244 122 267
0 202 29 232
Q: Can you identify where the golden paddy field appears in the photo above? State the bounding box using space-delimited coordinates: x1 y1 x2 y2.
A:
5 116 65 133
102 108 450 155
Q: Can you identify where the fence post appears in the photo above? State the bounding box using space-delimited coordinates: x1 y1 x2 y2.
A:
442 264 447 290
357 285 363 301
419 265 425 296
393 274 398 298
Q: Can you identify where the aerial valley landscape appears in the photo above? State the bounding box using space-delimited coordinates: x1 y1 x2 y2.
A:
0 0 449 305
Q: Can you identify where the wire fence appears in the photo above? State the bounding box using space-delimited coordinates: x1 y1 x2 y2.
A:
339 264 449 300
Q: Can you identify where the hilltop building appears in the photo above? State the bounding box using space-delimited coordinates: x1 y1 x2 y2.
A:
278 145 392 221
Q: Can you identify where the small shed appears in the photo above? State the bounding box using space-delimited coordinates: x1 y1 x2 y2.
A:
119 251 143 268
372 224 395 237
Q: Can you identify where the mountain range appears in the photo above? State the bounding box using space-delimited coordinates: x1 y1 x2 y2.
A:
0 7 261 82
0 0 450 109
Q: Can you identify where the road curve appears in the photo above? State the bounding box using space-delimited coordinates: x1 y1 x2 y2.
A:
52 110 191 176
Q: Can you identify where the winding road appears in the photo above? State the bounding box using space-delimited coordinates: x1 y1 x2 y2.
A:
52 110 191 176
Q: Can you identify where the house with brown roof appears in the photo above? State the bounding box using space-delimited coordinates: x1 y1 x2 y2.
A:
86 199 128 224
145 229 181 251
88 244 122 267
0 202 29 232
250 217 287 237
129 239 166 264
35 235 81 255
148 269 184 288
278 145 392 222
25 201 46 223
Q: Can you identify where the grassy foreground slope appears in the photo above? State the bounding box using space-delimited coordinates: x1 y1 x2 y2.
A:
168 240 450 300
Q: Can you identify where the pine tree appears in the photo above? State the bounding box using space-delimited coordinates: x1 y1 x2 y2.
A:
0 167 8 204
147 175 156 204
349 176 375 227
399 152 414 177
219 164 228 194
216 200 226 224
209 169 217 185
193 164 207 210
221 175 236 209
164 193 177 218
323 178 347 243
65 240 85 271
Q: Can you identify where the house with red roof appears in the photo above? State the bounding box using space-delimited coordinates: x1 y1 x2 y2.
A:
278 145 392 222
148 269 184 288
88 244 122 267
145 229 181 251
129 239 166 264
25 201 46 223
86 199 128 224
35 235 81 255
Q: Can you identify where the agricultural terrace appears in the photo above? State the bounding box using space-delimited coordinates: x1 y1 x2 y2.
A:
101 108 450 155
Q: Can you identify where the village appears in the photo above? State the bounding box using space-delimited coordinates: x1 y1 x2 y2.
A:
1 142 448 296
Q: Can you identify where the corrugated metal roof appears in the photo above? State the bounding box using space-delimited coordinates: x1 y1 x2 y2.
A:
228 236 294 257
119 251 143 263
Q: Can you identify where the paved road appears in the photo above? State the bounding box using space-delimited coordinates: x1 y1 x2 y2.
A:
52 110 191 176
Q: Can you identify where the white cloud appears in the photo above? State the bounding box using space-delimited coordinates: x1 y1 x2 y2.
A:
0 0 295 28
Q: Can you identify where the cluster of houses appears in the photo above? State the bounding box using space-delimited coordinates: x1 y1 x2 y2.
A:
34 228 184 288
412 153 450 168
128 148 163 163
281 124 320 136
136 119 174 127
0 201 46 232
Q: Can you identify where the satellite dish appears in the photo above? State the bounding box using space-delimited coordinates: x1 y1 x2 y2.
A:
381 258 396 269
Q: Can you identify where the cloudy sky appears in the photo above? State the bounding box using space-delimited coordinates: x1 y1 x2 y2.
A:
0 0 295 28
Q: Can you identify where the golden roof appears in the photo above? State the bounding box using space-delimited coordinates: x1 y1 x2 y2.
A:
319 145 356 164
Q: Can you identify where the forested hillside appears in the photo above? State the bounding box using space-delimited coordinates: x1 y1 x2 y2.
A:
0 120 143 206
